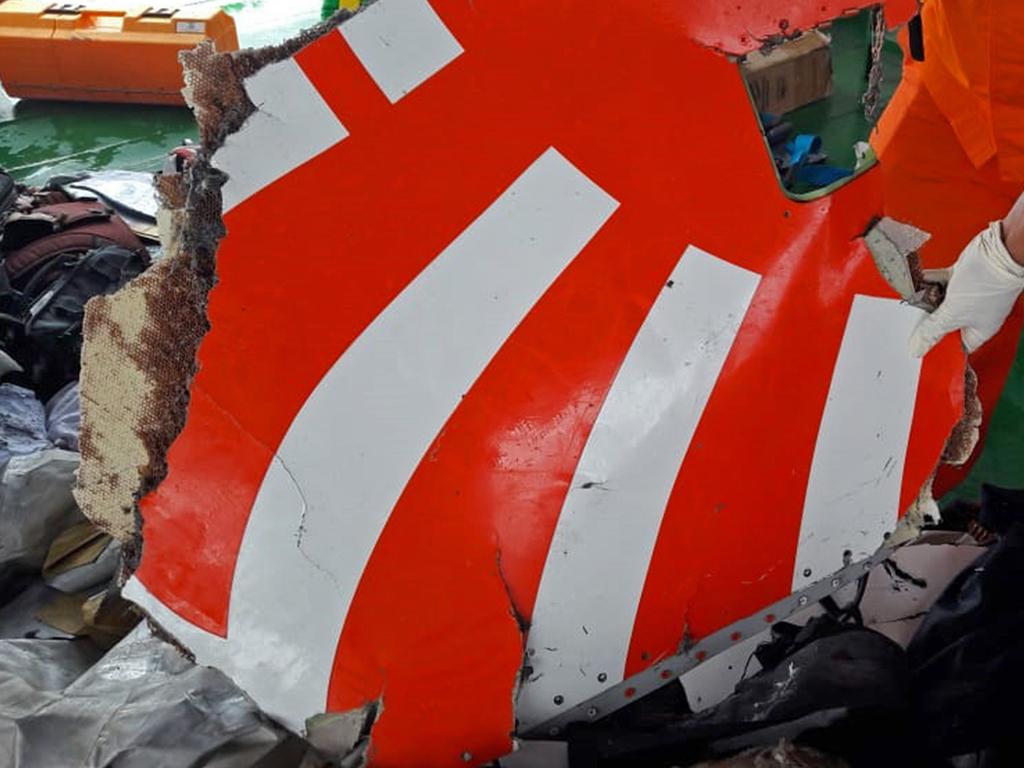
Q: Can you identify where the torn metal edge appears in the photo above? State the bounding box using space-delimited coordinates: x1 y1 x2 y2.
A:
527 391 980 737
76 7 375 552
530 236 982 737
529 540 899 738
73 2 389 753
76 2 983 751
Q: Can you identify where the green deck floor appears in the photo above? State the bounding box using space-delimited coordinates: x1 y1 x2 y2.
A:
782 13 904 191
0 2 1020 501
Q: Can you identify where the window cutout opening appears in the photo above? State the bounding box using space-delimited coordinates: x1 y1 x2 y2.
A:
740 6 904 200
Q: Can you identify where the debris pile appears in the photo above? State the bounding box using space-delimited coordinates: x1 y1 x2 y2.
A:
0 168 150 651
0 163 351 767
0 624 333 768
0 2 1021 767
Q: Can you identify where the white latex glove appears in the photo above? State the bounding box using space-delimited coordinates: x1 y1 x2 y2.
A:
909 221 1024 357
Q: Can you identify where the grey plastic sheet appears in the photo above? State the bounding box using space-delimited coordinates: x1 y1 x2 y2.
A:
43 538 120 595
0 449 83 584
44 382 80 453
0 625 326 768
0 580 79 641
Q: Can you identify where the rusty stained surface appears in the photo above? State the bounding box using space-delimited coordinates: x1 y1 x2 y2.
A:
73 11 361 543
74 3 376 545
75 171 215 549
76 2 973 767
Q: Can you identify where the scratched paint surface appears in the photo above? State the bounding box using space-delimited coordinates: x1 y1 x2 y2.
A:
125 1 966 766
683 0 917 52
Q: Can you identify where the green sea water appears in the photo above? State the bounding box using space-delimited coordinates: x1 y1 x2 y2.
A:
0 0 323 184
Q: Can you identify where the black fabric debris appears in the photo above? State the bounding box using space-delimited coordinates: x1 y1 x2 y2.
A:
908 484 1024 763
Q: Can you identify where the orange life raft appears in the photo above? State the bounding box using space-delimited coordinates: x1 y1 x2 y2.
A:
0 2 239 105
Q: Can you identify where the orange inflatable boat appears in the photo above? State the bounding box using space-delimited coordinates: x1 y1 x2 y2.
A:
0 2 239 105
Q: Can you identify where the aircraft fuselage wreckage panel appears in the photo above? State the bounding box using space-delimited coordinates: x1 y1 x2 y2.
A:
124 1 966 765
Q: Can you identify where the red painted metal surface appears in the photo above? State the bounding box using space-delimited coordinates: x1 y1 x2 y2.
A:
685 0 918 53
127 2 966 766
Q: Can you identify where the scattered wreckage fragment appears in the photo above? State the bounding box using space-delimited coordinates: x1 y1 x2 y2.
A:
0 166 164 661
69 1 988 766
563 487 1024 768
0 163 348 767
0 623 336 768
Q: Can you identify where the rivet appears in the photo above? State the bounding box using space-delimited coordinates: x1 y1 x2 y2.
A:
831 578 841 588
553 695 564 706
548 726 560 737
624 687 637 699
527 648 536 657
660 669 673 680
798 596 809 607
730 631 742 642
765 613 776 623
462 752 473 763
802 568 812 578
587 707 599 718
597 672 608 683
696 650 707 662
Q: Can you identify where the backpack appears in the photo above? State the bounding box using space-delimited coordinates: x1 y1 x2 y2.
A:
26 245 149 339
1 201 145 286
0 200 150 396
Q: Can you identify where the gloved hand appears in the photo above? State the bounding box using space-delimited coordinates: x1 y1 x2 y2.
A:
909 220 1024 357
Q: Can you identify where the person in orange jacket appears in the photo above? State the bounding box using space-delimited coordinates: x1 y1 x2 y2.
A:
873 0 1024 496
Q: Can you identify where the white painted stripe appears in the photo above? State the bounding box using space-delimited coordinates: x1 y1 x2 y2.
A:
214 58 348 213
516 247 762 730
792 295 925 591
339 0 463 103
123 456 319 728
130 148 618 731
123 578 224 658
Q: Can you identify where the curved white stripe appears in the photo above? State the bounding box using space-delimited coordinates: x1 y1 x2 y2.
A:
132 148 618 730
123 577 225 658
517 246 762 730
215 58 349 214
124 456 324 729
792 295 924 591
339 0 463 103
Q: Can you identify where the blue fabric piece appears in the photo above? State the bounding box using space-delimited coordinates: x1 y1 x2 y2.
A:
785 133 822 167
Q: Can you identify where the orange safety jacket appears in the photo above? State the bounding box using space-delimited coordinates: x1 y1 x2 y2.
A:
873 0 1024 498
916 0 1024 182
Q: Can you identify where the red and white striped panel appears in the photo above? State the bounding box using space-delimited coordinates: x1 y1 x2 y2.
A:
126 1 966 766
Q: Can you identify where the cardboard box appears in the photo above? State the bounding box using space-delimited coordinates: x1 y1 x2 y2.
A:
743 31 833 116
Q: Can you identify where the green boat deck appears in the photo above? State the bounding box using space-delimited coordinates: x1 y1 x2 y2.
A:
0 1 1020 503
